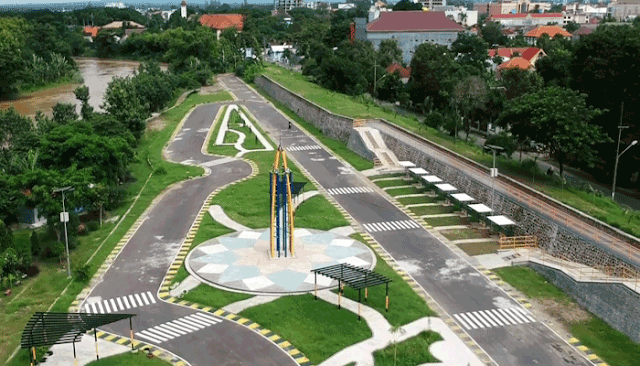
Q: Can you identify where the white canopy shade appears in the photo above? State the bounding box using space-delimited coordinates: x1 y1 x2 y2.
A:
435 183 457 192
487 215 516 226
451 193 474 202
399 161 416 168
468 203 492 213
422 175 443 183
409 167 429 175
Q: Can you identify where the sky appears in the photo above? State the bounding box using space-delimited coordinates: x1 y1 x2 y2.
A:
0 0 257 6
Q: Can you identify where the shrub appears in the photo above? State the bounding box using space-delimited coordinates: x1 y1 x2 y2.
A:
73 264 91 282
154 166 167 175
30 231 41 256
25 264 39 277
87 221 100 232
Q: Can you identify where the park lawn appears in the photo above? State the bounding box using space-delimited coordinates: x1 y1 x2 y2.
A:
494 266 640 366
208 105 237 157
253 86 374 171
86 351 171 366
456 241 500 256
295 195 350 230
425 215 463 227
396 195 436 205
373 331 442 365
385 186 426 196
370 173 405 180
240 294 372 365
337 233 436 327
181 284 253 309
223 129 239 144
410 205 454 216
3 91 231 366
440 229 483 241
374 179 411 188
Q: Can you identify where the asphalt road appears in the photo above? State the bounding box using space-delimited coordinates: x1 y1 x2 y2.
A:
220 74 593 366
80 103 297 366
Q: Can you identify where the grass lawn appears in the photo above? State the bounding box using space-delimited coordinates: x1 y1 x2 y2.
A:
181 284 252 308
456 241 500 256
409 205 454 216
396 195 435 205
223 129 239 144
425 215 463 227
261 65 640 241
494 266 640 366
337 233 436 327
370 173 405 180
295 195 350 230
440 229 483 241
86 351 172 366
385 187 426 196
373 331 442 365
252 85 374 171
208 105 237 157
375 179 411 188
239 294 372 365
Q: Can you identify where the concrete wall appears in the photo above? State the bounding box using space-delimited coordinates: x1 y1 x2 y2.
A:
347 129 376 161
527 262 640 343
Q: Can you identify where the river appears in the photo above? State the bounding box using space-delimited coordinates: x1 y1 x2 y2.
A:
0 58 147 119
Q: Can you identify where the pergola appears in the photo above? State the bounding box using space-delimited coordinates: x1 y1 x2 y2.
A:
21 312 136 365
311 263 391 320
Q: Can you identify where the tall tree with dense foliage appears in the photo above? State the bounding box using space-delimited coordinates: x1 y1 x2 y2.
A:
451 33 490 71
102 76 149 140
498 86 608 176
408 43 459 110
392 0 423 11
377 39 403 67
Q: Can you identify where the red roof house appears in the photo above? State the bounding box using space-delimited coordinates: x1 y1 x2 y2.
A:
367 11 464 32
199 14 245 39
83 26 100 38
498 57 532 71
386 63 411 83
488 47 546 66
525 25 571 39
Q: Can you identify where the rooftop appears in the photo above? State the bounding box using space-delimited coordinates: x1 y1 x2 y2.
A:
199 13 245 31
525 25 571 38
367 11 464 32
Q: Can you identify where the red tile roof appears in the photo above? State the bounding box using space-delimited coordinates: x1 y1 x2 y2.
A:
498 57 532 70
83 26 100 38
386 63 411 78
521 47 543 61
489 12 562 19
573 26 594 36
199 14 244 31
525 25 571 38
367 11 464 32
488 47 529 59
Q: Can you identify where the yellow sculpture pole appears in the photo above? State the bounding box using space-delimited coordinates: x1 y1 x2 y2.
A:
270 149 281 258
282 151 295 256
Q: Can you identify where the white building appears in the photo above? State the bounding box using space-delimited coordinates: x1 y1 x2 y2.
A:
434 6 478 27
278 0 304 11
181 0 187 18
414 0 446 10
105 1 126 8
338 3 356 10
267 44 297 63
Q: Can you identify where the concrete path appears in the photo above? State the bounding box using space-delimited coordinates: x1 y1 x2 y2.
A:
169 275 201 297
208 205 250 232
223 295 281 314
44 334 132 366
316 290 483 366
329 226 356 237
214 104 273 158
292 190 320 211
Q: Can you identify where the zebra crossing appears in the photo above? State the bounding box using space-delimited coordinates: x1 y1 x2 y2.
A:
453 307 536 331
362 220 421 232
327 187 375 195
83 292 156 314
285 145 322 151
137 313 222 344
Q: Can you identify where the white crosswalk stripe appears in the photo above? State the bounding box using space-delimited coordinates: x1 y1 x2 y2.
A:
327 186 375 195
83 292 157 314
453 307 536 330
285 145 322 151
136 313 222 344
362 220 421 232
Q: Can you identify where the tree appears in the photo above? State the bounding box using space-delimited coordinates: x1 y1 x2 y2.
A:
500 67 543 100
52 103 78 125
102 76 149 140
95 28 122 58
481 21 507 46
0 17 30 98
451 33 490 71
408 43 458 110
377 39 403 67
498 86 609 176
565 21 580 33
452 75 488 141
74 85 93 120
392 0 422 11
536 48 573 87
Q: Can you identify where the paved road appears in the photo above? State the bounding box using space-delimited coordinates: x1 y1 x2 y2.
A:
81 103 296 366
220 74 593 366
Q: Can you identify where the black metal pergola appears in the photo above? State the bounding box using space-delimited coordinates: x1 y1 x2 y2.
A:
311 263 391 320
21 312 136 366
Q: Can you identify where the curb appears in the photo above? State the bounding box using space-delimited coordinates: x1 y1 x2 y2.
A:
90 329 188 366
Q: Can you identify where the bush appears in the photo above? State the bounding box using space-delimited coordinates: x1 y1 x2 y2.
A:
25 264 39 277
243 63 264 83
423 110 446 129
41 240 64 259
73 264 91 282
87 221 100 232
30 231 41 256
484 132 517 157
154 166 167 175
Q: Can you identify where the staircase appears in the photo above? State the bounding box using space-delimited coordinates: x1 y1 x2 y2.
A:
354 126 402 171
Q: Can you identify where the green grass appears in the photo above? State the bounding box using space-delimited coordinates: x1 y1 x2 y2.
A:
396 195 435 205
181 284 252 308
2 90 231 366
253 85 374 171
425 215 462 227
373 331 442 365
370 173 405 180
374 179 411 188
208 105 238 157
240 294 372 365
337 233 436 327
385 186 426 196
494 266 640 366
85 351 172 366
456 241 500 256
440 229 482 241
223 129 240 144
409 205 454 216
295 195 350 230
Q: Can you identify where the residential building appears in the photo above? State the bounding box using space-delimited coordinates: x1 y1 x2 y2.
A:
498 57 533 71
572 25 595 40
199 14 245 39
474 0 552 16
365 11 464 64
386 63 411 83
277 0 304 11
338 3 356 10
415 0 446 11
105 1 126 8
83 26 100 41
488 47 546 66
433 5 478 27
101 20 146 29
608 0 640 20
487 13 564 27
562 11 589 24
266 43 296 63
524 25 571 43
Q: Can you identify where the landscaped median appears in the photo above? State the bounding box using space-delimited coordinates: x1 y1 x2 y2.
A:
163 111 438 365
1 91 233 366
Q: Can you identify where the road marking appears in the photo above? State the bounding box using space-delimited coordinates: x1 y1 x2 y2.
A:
140 292 150 305
147 291 157 304
136 313 222 344
128 295 138 308
96 302 105 314
362 220 420 232
84 292 156 314
134 294 143 307
116 298 124 310
285 145 322 151
454 308 536 330
327 187 374 195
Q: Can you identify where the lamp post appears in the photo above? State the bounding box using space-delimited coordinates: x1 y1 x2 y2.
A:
485 144 504 211
53 186 74 278
612 138 638 201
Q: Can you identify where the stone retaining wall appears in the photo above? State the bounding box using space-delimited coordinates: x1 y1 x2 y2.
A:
527 262 640 343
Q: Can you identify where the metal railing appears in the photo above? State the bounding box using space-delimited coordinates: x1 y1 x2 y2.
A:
499 235 538 250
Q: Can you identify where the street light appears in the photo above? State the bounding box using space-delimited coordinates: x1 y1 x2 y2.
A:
53 186 74 278
612 139 638 200
485 144 504 211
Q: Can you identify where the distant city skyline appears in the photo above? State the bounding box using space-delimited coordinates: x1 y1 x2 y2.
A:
0 0 280 7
